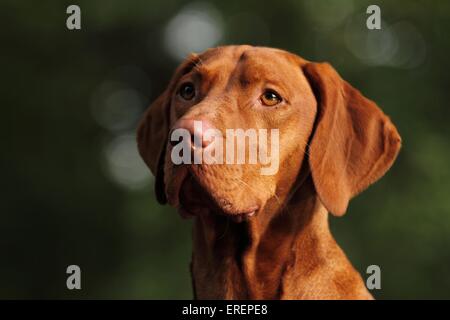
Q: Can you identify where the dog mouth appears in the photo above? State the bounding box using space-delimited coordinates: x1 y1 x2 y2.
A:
176 170 259 223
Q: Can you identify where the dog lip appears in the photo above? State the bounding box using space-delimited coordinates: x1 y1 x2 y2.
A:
227 206 259 222
243 206 259 214
231 207 258 216
216 203 259 217
229 209 258 223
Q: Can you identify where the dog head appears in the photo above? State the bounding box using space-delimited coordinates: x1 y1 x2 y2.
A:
138 45 401 222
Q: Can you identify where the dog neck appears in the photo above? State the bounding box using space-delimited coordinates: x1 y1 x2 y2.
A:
190 174 369 299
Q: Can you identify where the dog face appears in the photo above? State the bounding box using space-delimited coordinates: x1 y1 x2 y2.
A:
138 45 401 222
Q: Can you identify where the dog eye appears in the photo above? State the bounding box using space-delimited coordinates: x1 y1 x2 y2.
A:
179 83 196 100
260 90 282 106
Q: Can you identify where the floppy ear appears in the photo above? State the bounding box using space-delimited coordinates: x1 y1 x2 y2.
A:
137 53 202 204
137 91 170 204
303 62 401 216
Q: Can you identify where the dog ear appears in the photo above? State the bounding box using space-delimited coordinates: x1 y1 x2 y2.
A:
137 53 202 204
137 91 170 204
302 62 401 216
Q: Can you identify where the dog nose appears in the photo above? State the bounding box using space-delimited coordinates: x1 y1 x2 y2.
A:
170 119 215 148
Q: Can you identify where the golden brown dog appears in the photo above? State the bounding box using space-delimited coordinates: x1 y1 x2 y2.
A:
137 45 401 299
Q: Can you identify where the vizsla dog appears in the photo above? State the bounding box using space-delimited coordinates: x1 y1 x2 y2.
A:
137 45 401 299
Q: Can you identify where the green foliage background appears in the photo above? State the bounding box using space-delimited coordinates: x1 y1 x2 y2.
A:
1 0 449 299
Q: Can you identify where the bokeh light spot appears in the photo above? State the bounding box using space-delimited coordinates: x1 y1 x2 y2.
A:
163 2 223 61
103 133 153 190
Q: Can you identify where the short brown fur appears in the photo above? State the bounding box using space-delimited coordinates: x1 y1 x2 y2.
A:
137 45 401 300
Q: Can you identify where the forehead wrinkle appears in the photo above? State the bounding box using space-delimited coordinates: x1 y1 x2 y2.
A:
191 46 253 84
179 62 214 87
195 61 236 93
193 47 253 88
232 54 296 95
219 49 259 91
184 47 301 96
178 53 203 76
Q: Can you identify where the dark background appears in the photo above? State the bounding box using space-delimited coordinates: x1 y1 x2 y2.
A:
2 0 450 299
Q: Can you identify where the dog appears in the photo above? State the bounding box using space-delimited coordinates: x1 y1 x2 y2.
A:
137 45 401 299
